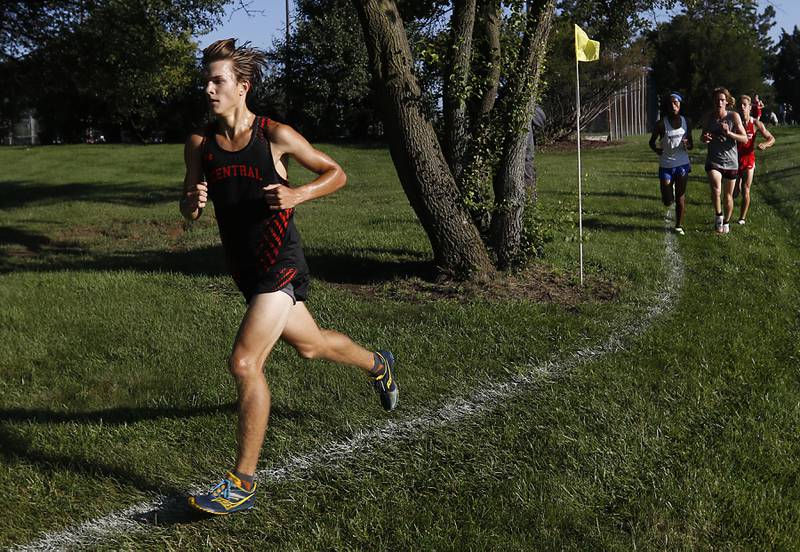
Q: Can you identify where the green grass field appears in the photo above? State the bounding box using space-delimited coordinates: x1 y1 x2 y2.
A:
1 129 799 550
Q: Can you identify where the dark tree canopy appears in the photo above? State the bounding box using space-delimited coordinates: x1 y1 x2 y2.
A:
772 26 800 112
267 0 379 140
1 0 227 141
648 0 774 122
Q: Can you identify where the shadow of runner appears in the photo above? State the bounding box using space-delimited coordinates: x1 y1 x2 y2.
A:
131 496 215 526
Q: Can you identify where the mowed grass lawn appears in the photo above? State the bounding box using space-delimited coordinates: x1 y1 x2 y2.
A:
1 129 798 550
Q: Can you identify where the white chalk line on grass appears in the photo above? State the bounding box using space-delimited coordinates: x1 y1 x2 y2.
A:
10 214 683 552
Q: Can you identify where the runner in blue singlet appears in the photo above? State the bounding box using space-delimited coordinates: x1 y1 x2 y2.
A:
649 92 693 234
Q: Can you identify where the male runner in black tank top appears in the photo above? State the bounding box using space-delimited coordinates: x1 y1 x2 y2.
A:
201 114 310 301
179 39 399 516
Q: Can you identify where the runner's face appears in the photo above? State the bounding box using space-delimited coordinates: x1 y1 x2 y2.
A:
203 60 247 115
670 98 680 115
714 93 727 111
739 99 751 117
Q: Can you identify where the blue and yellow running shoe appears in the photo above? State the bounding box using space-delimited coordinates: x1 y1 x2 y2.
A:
370 350 398 411
188 472 256 515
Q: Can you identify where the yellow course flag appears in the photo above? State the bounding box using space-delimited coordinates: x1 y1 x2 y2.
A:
575 24 600 62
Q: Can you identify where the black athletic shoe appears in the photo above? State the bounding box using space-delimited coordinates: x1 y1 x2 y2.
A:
369 350 398 411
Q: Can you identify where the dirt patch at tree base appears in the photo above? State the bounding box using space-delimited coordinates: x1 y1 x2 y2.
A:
338 264 619 305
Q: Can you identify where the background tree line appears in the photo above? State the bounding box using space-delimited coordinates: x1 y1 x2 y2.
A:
2 0 798 278
2 0 793 143
269 0 790 143
0 0 226 142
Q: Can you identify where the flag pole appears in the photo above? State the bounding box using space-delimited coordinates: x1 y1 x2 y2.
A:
575 51 584 286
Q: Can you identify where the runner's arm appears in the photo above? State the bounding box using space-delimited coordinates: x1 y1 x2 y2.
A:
700 115 713 143
180 133 207 220
263 122 346 211
755 121 775 150
684 118 694 150
648 120 664 155
726 112 749 144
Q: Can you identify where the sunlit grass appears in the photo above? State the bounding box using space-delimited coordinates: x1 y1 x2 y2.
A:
1 129 798 549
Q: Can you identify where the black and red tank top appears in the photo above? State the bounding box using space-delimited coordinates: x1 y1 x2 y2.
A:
200 116 308 298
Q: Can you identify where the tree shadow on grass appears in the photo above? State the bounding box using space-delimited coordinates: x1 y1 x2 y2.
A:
1 224 435 284
306 249 435 284
582 219 665 233
758 164 800 229
0 402 309 428
0 403 242 499
0 240 228 277
0 423 187 498
762 163 800 183
602 171 652 179
0 402 237 425
600 210 660 219
0 181 178 209
546 189 657 202
0 225 53 252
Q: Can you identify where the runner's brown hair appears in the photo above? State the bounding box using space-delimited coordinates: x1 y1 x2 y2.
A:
202 39 268 95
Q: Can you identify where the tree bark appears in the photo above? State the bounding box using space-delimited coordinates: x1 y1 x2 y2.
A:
442 0 476 188
470 0 501 125
490 0 556 268
352 0 494 278
456 0 500 235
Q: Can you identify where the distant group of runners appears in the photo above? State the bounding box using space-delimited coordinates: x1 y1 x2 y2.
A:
649 87 775 235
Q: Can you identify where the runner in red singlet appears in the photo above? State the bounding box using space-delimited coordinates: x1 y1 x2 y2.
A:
734 95 775 225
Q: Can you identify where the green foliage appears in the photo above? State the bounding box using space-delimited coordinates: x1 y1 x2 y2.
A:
772 26 800 111
459 120 501 233
267 0 378 139
518 195 554 262
648 0 773 122
1 0 226 141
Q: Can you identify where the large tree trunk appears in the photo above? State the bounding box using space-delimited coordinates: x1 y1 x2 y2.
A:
490 0 556 268
352 0 494 278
